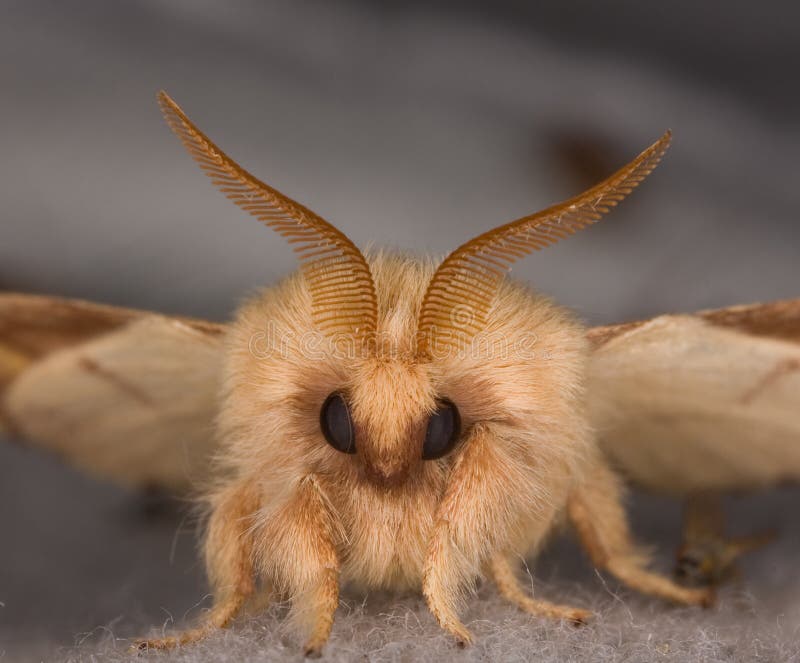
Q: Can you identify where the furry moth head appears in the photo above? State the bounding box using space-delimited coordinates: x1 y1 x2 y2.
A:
159 87 667 536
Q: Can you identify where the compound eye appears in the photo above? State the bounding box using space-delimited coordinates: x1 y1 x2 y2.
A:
422 399 461 460
320 392 356 454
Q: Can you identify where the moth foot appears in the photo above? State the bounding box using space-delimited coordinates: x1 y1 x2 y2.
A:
131 625 211 653
487 554 593 628
564 607 593 626
440 620 473 647
675 530 777 588
423 578 473 646
303 634 331 659
519 601 593 626
304 644 323 659
697 587 716 609
670 584 715 609
133 636 179 653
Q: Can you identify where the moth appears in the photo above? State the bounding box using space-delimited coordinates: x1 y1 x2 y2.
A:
2 92 798 656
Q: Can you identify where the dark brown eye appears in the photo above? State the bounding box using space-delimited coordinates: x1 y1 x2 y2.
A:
422 399 461 460
320 393 355 454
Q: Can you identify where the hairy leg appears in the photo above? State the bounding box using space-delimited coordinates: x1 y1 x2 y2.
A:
134 480 261 651
568 457 713 606
488 553 591 624
423 524 474 646
256 474 340 657
134 595 246 651
423 424 564 645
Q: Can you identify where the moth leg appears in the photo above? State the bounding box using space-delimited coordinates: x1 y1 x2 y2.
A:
257 474 340 658
567 457 713 607
133 595 246 651
134 481 260 651
488 553 592 624
423 424 555 646
676 491 776 587
423 524 474 646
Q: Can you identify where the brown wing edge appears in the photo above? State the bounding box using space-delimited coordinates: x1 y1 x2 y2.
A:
0 292 225 426
0 291 223 360
587 298 800 349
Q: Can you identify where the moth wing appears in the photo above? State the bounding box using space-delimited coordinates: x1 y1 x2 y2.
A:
587 300 800 496
1 294 225 492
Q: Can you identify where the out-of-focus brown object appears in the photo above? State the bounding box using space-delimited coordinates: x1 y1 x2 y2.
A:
675 491 776 586
546 128 629 192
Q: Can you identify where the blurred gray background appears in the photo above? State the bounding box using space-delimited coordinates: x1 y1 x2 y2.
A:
1 2 798 661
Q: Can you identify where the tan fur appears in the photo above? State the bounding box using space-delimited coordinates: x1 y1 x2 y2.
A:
487 553 592 624
134 253 706 654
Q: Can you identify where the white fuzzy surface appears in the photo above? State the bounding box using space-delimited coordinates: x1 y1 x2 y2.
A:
69 593 800 663
58 548 800 663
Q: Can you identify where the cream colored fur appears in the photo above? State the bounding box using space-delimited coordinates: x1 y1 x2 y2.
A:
133 253 708 654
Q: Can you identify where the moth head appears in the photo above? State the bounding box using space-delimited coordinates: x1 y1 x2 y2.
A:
322 359 454 486
159 91 670 488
